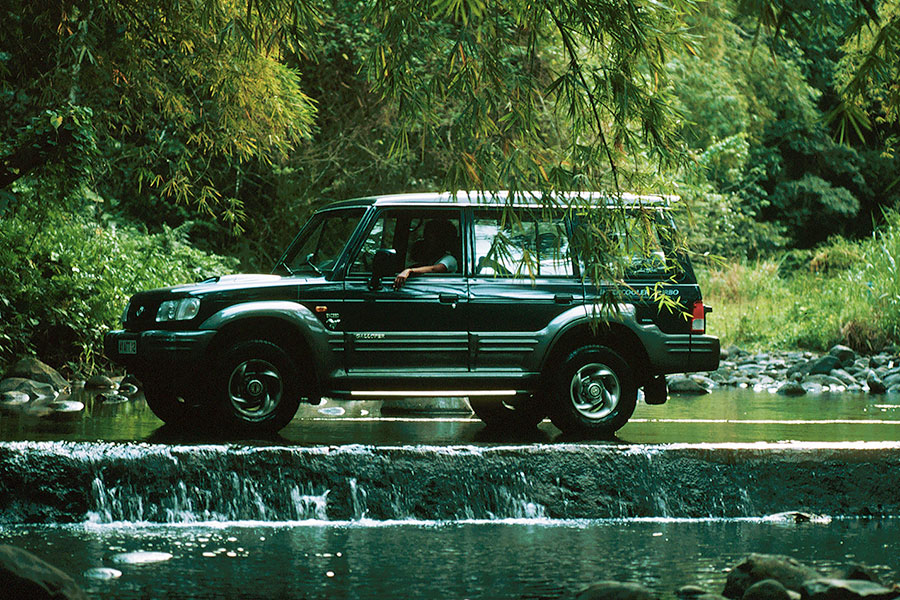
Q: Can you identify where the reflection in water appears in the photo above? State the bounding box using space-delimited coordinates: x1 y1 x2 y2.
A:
2 386 900 445
0 519 897 600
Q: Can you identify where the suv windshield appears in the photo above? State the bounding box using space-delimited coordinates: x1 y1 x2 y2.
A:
277 208 365 275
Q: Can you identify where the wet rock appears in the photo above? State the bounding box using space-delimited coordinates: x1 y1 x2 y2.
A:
802 375 846 388
865 371 887 394
85 374 117 389
802 382 824 395
4 357 68 392
45 400 85 419
743 580 792 600
0 544 88 600
100 392 130 404
723 553 820 599
828 345 857 366
838 565 883 586
576 581 659 600
0 378 57 401
800 579 897 600
82 567 122 580
881 373 900 390
118 382 139 396
777 382 806 396
668 375 711 395
678 586 711 599
722 346 748 360
830 369 858 386
807 356 841 376
0 390 30 407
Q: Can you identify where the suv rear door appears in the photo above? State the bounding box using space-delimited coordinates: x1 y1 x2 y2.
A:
465 207 584 375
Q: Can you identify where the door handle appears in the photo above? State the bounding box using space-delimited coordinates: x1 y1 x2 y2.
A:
439 294 459 304
554 294 573 304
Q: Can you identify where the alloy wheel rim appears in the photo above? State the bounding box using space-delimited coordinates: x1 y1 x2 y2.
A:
228 359 282 422
569 362 620 420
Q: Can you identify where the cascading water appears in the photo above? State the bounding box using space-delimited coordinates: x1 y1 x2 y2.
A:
2 441 900 525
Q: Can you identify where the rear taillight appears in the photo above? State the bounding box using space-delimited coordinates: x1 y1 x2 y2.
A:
691 300 707 334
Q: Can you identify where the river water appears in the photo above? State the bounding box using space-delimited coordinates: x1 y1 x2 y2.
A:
2 388 900 598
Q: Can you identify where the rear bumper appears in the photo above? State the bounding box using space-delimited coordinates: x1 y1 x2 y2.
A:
644 333 720 374
104 329 216 372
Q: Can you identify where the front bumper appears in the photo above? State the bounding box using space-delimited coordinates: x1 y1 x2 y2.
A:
104 329 216 370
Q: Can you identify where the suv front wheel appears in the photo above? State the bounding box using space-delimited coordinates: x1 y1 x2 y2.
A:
549 345 637 438
215 339 301 432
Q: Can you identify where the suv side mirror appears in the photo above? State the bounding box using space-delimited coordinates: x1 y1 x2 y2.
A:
370 249 399 290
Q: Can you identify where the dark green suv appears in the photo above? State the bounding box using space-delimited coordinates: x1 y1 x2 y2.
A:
105 192 719 437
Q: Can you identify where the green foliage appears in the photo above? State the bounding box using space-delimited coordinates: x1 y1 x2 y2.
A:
701 209 900 352
0 207 236 375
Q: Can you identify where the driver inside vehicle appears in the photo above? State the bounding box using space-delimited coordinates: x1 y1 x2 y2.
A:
393 218 459 289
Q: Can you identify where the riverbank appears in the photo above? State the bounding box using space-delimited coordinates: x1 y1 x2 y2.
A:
670 343 900 397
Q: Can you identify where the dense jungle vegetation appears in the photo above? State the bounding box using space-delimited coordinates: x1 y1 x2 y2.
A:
1 0 899 375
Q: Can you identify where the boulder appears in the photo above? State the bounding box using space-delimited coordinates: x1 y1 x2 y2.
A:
5 358 68 391
668 375 711 395
0 544 87 600
830 369 858 386
743 580 792 600
837 565 883 586
576 581 659 600
0 378 57 401
724 554 820 599
865 371 887 395
85 374 117 389
777 382 806 397
808 356 841 376
800 579 898 600
0 391 30 407
802 375 846 388
828 345 857 366
881 373 900 390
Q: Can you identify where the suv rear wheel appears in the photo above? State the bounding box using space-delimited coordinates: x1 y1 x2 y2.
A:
215 339 301 432
549 345 637 438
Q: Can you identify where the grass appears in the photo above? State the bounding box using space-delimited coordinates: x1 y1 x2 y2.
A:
698 210 900 353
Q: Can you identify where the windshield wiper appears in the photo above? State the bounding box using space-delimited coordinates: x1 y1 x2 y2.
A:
273 259 294 276
301 253 322 275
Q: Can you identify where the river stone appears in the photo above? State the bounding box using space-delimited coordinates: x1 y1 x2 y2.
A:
0 378 57 401
668 375 711 394
85 374 117 389
865 371 887 394
836 565 883 585
743 580 792 600
0 544 88 600
802 375 846 388
881 373 900 390
777 382 806 396
800 579 898 600
678 586 710 599
723 553 820 599
808 355 841 376
828 345 857 366
830 369 858 386
45 400 85 419
5 358 68 391
576 581 659 600
0 390 30 406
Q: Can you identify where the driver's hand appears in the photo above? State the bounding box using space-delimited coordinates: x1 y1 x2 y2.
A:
393 269 411 289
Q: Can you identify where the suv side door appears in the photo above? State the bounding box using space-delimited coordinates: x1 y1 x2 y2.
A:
465 207 584 375
339 207 469 375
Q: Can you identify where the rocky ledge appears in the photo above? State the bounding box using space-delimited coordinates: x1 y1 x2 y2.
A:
668 344 900 397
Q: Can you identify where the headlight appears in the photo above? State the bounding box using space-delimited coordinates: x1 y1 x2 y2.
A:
156 298 201 322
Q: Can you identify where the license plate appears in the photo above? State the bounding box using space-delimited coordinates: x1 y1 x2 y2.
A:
118 339 137 355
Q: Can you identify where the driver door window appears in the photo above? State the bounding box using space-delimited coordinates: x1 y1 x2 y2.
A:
350 209 462 277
